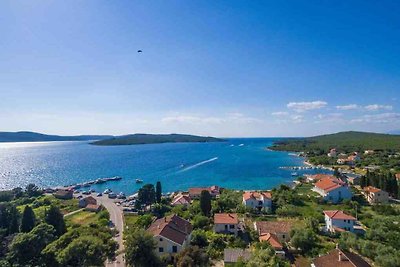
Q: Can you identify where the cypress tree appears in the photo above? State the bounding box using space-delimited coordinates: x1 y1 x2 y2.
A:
360 176 366 188
156 181 162 203
45 205 66 236
200 190 212 217
20 205 36 232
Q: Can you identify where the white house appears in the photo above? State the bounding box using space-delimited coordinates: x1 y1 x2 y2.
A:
147 214 193 255
362 186 389 204
242 191 272 211
324 210 356 233
214 213 239 235
312 177 352 203
328 148 337 157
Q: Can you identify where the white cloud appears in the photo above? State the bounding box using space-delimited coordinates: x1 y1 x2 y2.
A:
364 104 393 111
315 113 344 123
271 111 289 116
287 101 327 112
161 113 262 125
351 113 400 123
336 104 359 110
291 115 304 123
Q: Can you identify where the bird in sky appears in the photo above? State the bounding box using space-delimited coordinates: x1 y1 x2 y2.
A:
137 50 142 53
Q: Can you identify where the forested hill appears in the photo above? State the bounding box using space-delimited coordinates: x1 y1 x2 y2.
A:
0 131 112 143
91 134 225 146
270 131 400 153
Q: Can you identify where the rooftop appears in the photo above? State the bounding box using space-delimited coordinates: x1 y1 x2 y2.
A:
259 233 283 250
312 248 371 267
214 213 239 224
243 191 272 201
363 186 382 194
224 249 251 263
147 214 193 245
314 177 346 192
255 220 294 234
324 210 356 220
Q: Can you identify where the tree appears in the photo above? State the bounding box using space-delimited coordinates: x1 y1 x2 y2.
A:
190 229 209 247
175 246 210 267
7 223 55 266
290 227 317 255
25 183 41 197
42 224 117 267
45 205 66 236
192 215 210 229
20 205 36 233
138 184 156 206
200 190 212 217
246 247 288 267
156 181 162 203
125 229 160 267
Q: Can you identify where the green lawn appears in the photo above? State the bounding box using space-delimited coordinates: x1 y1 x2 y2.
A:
65 210 100 227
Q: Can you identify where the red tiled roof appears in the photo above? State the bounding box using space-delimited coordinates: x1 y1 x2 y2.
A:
324 210 356 220
259 233 283 250
147 214 193 245
313 249 371 267
363 186 381 194
214 213 238 224
83 196 97 205
310 174 335 181
255 221 293 235
315 177 346 192
189 185 220 196
171 195 191 205
243 191 272 201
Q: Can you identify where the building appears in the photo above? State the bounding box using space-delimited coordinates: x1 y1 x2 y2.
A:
312 248 371 267
306 174 335 183
189 185 221 199
85 204 102 212
79 196 97 208
254 220 293 244
147 214 193 255
214 213 239 235
242 191 272 211
362 186 389 204
324 210 356 233
53 189 73 200
171 194 191 207
328 148 337 157
396 173 400 182
224 249 251 266
312 176 352 203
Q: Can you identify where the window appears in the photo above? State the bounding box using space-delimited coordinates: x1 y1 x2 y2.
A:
282 234 285 239
229 224 235 229
159 247 164 252
172 246 178 253
160 238 163 241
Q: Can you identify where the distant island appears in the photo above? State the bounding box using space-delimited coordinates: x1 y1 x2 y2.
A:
270 131 400 152
91 133 225 146
0 131 112 143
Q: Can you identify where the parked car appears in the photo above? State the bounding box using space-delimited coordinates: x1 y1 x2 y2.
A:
108 193 117 199
96 192 103 197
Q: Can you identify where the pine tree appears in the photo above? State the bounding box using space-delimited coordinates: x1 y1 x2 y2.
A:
155 181 162 203
20 205 36 232
45 205 66 236
200 190 212 217
360 176 366 188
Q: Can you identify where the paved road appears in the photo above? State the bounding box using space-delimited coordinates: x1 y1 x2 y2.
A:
95 195 126 267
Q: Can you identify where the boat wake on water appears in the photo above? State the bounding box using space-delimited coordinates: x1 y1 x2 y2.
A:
176 157 218 173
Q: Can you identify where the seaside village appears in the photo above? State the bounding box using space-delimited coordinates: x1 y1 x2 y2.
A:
2 147 399 267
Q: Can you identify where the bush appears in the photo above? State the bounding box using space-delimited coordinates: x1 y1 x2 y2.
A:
192 215 210 230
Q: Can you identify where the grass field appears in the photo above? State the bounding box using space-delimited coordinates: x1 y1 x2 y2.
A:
65 210 100 227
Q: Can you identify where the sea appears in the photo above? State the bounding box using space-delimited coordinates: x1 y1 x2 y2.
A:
0 138 330 195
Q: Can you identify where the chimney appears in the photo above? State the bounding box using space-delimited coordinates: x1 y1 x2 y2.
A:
338 251 343 262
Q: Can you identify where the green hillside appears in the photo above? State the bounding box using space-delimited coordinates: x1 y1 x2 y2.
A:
91 133 225 146
270 131 400 153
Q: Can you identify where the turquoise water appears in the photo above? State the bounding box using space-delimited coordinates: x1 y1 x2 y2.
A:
0 139 328 194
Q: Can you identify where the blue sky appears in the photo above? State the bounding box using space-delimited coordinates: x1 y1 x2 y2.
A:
0 1 399 137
